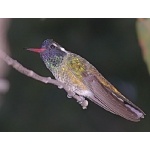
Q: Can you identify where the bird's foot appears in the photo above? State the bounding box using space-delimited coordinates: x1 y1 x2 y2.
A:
76 96 88 109
67 91 76 98
65 89 88 109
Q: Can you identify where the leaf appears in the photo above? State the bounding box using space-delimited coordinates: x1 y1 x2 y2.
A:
136 18 150 75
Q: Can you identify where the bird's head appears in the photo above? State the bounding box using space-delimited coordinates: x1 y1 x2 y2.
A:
27 39 67 70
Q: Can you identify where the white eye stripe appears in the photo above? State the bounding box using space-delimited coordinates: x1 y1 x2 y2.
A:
60 47 68 53
52 42 68 53
52 43 58 47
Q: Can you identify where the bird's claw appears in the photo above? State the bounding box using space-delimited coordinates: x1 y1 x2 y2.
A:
77 96 88 109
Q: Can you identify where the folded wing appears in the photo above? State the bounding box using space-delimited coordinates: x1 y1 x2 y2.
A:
83 74 145 122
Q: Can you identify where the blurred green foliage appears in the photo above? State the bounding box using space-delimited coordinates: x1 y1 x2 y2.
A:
0 19 149 131
136 18 150 75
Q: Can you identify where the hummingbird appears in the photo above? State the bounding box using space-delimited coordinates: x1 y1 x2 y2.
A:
27 39 145 122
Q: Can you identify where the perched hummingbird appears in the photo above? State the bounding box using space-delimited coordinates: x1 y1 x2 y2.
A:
27 39 145 122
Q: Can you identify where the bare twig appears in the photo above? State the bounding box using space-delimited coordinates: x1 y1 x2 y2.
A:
0 50 88 109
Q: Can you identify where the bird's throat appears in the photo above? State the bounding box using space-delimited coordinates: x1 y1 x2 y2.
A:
40 49 66 71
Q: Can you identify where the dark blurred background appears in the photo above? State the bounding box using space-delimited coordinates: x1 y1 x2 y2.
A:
0 18 149 131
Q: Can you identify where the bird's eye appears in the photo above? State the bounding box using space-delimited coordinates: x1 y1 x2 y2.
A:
50 44 55 49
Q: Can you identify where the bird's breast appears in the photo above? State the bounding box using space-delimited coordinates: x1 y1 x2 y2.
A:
52 64 89 94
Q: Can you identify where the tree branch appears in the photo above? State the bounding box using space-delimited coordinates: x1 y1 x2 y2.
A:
0 50 88 109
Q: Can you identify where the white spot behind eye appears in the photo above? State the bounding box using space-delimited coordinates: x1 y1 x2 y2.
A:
53 43 58 47
52 42 68 53
60 47 68 53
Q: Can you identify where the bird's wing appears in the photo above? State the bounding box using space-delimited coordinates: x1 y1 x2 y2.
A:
83 74 145 122
67 53 145 122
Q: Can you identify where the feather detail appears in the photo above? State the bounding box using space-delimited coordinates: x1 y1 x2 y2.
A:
84 75 145 122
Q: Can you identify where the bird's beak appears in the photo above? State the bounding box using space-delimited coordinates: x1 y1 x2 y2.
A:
27 48 46 53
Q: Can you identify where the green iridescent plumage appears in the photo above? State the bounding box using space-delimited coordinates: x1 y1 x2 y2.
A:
28 39 145 122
